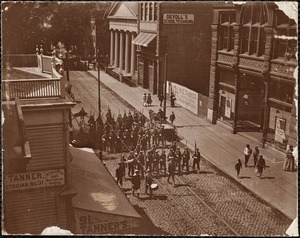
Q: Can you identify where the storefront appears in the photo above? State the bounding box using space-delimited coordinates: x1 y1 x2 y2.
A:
207 2 297 150
69 146 142 235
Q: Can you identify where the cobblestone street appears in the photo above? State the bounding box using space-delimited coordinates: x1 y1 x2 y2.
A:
71 71 292 236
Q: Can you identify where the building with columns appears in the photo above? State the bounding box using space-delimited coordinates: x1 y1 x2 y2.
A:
107 2 138 81
207 2 297 151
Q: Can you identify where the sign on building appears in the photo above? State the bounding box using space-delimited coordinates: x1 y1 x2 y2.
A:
74 208 141 234
275 117 286 144
5 169 65 192
163 14 194 24
168 82 198 114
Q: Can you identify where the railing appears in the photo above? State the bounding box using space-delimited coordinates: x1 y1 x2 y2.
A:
2 78 62 100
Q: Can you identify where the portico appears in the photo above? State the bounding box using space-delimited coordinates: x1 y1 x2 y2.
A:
107 2 138 78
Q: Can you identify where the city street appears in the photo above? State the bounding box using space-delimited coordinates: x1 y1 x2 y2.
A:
70 70 292 236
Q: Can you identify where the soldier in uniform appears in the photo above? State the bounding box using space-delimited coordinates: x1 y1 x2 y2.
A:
102 131 108 152
182 147 190 173
131 170 141 198
153 150 160 176
152 128 159 147
145 169 154 198
127 151 135 177
145 150 153 173
116 162 124 188
119 154 127 180
193 148 201 172
145 129 151 149
158 125 166 148
175 147 182 175
122 129 130 152
159 150 167 176
137 151 145 178
167 157 176 185
108 130 115 153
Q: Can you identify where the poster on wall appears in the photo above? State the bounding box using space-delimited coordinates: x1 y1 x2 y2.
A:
275 117 286 144
225 98 231 119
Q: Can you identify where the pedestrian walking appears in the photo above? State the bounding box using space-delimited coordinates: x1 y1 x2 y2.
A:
256 155 266 178
137 151 145 178
283 145 295 172
243 144 252 167
192 148 201 172
253 146 259 167
147 93 152 106
169 111 176 125
116 162 124 187
131 170 141 198
145 170 154 198
142 93 147 107
235 159 242 178
167 158 176 185
182 147 190 173
158 93 164 107
119 154 127 180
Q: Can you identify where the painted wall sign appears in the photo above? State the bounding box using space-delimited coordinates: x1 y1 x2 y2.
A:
74 208 141 234
163 14 194 24
168 81 198 114
5 169 65 192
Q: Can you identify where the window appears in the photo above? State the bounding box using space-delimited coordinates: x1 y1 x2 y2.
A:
273 10 297 60
219 12 236 51
149 2 153 21
141 3 144 21
154 3 158 21
240 3 267 56
269 80 294 104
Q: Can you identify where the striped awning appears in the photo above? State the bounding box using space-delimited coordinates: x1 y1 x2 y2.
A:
132 32 157 47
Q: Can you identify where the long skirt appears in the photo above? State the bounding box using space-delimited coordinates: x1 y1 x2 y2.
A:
283 156 294 171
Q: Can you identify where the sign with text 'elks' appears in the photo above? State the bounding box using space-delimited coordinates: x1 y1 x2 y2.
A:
5 169 65 192
163 14 194 24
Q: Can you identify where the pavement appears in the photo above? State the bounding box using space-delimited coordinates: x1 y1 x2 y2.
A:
87 69 297 220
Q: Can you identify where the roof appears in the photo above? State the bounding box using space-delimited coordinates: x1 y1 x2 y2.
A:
70 146 141 219
107 2 138 20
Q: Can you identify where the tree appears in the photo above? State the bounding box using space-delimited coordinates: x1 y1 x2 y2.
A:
2 2 111 56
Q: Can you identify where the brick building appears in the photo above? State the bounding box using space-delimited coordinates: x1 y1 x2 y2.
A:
207 2 297 150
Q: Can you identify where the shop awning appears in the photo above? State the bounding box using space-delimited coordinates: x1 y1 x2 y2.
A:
70 146 142 234
132 32 157 47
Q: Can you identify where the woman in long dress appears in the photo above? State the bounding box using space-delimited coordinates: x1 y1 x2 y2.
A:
283 145 295 172
256 155 266 178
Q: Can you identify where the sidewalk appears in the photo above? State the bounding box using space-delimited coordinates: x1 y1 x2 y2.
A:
88 70 297 220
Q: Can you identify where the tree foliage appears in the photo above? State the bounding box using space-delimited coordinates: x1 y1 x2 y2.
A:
2 2 111 55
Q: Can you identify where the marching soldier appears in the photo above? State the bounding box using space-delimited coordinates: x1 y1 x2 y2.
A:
102 131 108 152
153 150 160 176
145 129 151 148
137 151 145 178
193 148 201 172
145 150 153 173
175 147 182 175
152 128 159 147
182 147 190 173
127 151 136 177
122 129 130 151
159 150 167 176
158 125 166 147
108 130 115 153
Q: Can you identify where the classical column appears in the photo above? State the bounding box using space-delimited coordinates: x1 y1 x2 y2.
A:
125 32 130 74
119 31 124 70
114 31 119 68
130 33 136 76
110 30 114 66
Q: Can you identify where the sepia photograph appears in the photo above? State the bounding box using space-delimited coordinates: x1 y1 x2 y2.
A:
1 1 298 236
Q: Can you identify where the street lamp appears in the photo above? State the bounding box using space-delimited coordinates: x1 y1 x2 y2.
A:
96 49 102 161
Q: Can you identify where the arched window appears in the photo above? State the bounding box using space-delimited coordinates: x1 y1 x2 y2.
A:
218 11 236 51
240 3 267 56
273 9 297 60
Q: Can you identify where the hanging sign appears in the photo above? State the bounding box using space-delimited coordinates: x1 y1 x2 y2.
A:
163 14 194 24
275 117 286 144
5 169 65 192
225 98 232 118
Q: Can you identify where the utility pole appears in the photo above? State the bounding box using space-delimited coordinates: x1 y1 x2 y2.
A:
97 49 102 161
163 53 168 119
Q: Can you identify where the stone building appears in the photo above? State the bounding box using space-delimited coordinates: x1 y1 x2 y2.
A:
207 2 297 150
107 2 138 80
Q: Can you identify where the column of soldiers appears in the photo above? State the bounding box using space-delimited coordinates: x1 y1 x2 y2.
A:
108 108 202 194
